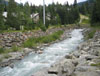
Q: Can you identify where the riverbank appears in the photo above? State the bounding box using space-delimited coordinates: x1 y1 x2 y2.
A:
33 28 100 76
0 27 72 67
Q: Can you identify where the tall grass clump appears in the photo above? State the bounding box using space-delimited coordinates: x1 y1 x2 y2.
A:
87 29 96 39
0 47 5 54
23 30 63 48
11 45 21 52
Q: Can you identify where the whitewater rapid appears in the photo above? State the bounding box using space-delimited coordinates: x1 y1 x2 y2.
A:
0 29 84 76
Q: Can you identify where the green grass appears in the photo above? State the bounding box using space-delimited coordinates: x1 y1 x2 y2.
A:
91 63 100 66
0 45 21 54
3 54 11 59
87 29 96 39
0 47 5 54
23 30 64 48
81 19 90 24
11 45 21 52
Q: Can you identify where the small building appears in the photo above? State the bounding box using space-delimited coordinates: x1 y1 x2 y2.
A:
31 13 39 23
3 12 7 18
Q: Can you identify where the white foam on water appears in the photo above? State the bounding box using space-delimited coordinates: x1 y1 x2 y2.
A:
0 29 84 76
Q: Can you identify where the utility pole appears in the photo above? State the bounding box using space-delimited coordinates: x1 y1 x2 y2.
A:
43 0 45 25
52 0 54 3
20 0 21 3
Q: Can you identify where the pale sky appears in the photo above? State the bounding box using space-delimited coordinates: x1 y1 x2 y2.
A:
15 0 87 5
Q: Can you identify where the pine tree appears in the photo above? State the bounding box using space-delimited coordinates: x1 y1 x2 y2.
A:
23 2 32 29
79 4 87 15
74 0 77 7
0 0 5 30
73 0 80 23
91 0 100 26
7 0 20 30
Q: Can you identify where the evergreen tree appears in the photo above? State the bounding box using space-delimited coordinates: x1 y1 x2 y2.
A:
7 0 20 30
23 2 33 29
74 0 77 7
79 4 87 15
0 0 5 30
73 0 80 22
91 0 100 26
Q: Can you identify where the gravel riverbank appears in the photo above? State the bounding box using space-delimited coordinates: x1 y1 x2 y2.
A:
33 29 100 76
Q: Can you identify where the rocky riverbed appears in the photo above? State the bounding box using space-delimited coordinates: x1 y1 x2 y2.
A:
33 29 100 76
0 27 72 67
0 27 63 48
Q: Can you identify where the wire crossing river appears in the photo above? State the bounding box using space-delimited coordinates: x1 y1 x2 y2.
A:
0 29 84 76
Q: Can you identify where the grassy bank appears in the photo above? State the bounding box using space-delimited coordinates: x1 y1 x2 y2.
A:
0 46 21 54
0 30 63 54
23 30 64 48
86 25 100 39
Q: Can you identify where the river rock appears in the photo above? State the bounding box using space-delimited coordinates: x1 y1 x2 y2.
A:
65 54 73 59
72 71 100 76
75 66 99 72
60 59 75 76
48 64 61 75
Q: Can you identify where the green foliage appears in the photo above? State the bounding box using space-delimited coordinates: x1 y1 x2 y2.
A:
0 0 81 30
80 4 87 15
82 19 90 24
91 63 100 66
91 0 100 26
23 2 32 29
0 45 21 54
23 30 63 48
37 21 46 31
11 45 20 52
6 0 21 30
0 47 5 54
87 29 96 39
23 39 37 48
3 54 11 59
0 0 5 30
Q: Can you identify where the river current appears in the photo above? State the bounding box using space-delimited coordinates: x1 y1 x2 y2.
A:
0 29 84 76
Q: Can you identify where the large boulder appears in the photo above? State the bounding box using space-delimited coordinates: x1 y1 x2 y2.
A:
60 59 75 76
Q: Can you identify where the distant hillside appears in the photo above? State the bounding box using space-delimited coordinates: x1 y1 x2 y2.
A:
78 1 87 6
2 0 9 5
78 0 95 6
88 0 95 3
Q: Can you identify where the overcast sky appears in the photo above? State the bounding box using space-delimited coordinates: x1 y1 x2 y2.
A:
15 0 87 5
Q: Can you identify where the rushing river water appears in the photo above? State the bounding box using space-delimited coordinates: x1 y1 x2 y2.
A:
0 29 84 76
